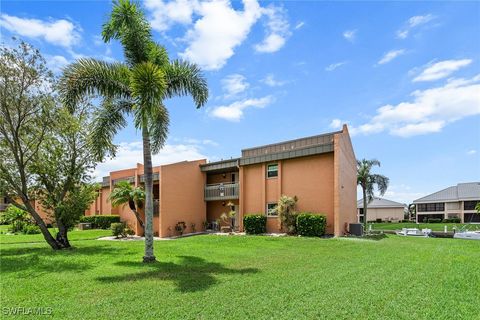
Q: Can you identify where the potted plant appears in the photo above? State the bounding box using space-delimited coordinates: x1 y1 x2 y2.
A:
175 221 187 235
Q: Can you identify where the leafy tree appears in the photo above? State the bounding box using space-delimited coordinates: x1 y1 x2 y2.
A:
357 159 389 229
0 39 99 249
276 195 298 234
59 0 208 262
109 180 145 228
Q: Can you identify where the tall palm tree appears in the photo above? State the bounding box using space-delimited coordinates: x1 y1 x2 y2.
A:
109 181 145 228
60 0 208 262
357 159 389 229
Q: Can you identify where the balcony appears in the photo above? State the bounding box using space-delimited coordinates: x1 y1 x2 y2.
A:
204 182 239 201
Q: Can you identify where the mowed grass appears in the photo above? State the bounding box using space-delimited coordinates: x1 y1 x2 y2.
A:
1 234 479 319
371 222 479 232
0 225 111 244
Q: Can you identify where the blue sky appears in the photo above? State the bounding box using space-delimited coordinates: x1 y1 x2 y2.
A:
1 0 479 203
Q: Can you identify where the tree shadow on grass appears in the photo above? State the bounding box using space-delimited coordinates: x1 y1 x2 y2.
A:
0 245 127 277
96 256 259 293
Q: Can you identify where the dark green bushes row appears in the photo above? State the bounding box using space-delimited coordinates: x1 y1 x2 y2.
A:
79 215 120 229
443 217 461 223
243 213 326 237
296 213 326 237
243 215 266 234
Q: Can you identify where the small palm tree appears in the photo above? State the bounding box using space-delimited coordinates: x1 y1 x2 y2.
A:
109 181 145 228
60 0 208 262
357 159 389 229
276 195 298 234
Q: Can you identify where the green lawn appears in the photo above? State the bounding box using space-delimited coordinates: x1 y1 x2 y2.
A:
1 234 479 319
370 222 479 232
0 225 111 244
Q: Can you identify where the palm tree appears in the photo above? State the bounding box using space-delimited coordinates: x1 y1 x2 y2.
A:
60 0 208 262
357 159 389 229
109 181 145 229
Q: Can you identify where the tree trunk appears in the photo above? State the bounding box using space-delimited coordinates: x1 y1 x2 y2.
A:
55 219 71 248
132 209 145 228
363 187 368 231
142 126 156 263
23 201 64 250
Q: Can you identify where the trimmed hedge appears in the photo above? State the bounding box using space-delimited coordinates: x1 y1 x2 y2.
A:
80 215 120 229
443 217 461 223
296 213 326 237
427 218 442 223
243 214 266 234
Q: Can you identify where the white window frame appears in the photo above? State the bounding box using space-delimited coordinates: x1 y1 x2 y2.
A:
266 163 278 178
266 203 278 217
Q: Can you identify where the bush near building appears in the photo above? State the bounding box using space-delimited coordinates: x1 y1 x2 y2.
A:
80 215 120 229
243 214 267 234
296 213 327 237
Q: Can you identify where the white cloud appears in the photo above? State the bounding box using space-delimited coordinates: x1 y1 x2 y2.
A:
343 29 356 42
179 0 263 70
467 149 477 155
221 74 249 98
0 14 81 47
145 0 198 31
254 5 291 53
378 49 406 65
294 21 305 30
348 75 480 137
413 59 472 82
46 55 69 74
210 96 274 121
145 1 291 70
261 74 287 87
397 14 434 39
329 119 343 129
93 141 208 179
382 185 425 204
325 61 347 71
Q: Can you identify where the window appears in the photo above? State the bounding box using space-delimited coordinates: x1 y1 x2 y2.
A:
266 203 278 216
417 203 445 212
267 164 278 178
464 201 479 211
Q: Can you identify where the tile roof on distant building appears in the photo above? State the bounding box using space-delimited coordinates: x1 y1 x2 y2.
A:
413 182 480 203
357 197 406 209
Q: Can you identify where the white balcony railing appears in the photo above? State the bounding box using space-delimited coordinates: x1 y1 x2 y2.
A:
204 183 239 201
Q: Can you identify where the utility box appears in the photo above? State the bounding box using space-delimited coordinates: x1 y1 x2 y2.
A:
78 223 92 230
349 223 363 236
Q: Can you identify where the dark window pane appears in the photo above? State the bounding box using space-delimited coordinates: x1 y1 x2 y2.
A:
464 201 479 210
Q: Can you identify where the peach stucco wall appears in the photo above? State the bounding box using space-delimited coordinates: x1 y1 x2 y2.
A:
158 160 206 237
240 154 335 234
333 125 357 236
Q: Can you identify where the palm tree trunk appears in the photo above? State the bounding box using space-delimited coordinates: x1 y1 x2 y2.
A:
133 210 145 228
142 126 156 263
363 187 368 231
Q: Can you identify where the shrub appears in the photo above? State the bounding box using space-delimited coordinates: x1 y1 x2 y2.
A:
111 222 134 238
23 225 41 234
376 218 383 223
175 221 187 235
276 195 298 235
296 213 326 237
443 217 461 223
243 214 266 234
427 218 442 223
80 215 120 229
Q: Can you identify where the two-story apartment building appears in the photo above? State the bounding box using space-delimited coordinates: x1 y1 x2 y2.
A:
85 125 357 237
413 182 480 223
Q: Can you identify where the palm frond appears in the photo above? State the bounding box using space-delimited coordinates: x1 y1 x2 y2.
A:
164 60 209 108
60 58 131 110
89 98 130 160
102 0 152 66
148 104 169 154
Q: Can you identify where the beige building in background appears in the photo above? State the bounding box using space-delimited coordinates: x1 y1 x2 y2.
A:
413 182 480 223
86 125 357 237
357 198 406 223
